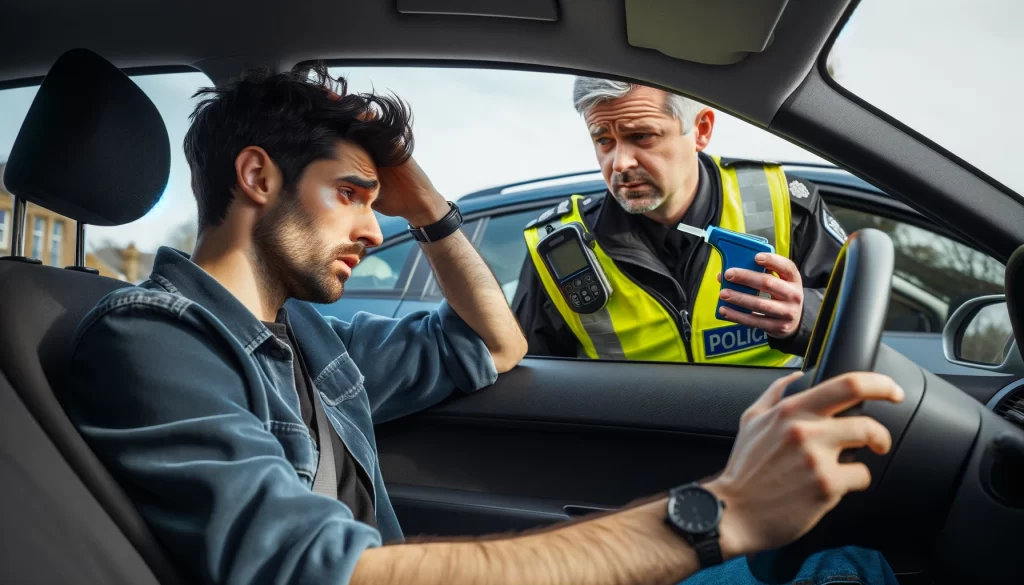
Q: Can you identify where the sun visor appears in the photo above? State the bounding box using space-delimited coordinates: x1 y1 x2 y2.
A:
625 0 790 65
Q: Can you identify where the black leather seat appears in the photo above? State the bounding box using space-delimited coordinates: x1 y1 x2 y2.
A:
0 49 186 585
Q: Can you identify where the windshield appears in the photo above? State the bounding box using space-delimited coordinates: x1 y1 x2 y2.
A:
828 0 1024 197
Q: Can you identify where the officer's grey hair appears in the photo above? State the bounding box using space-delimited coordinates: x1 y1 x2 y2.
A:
572 77 706 135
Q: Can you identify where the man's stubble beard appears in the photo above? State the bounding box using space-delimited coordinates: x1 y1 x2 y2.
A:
613 189 666 214
251 196 361 307
609 168 666 214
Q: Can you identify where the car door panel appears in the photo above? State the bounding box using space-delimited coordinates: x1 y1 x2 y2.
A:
375 349 919 536
388 484 573 537
374 357 769 537
376 347 1017 538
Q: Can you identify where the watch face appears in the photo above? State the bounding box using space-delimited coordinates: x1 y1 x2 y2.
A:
669 487 721 534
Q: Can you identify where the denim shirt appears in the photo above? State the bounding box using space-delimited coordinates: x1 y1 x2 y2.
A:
67 247 498 585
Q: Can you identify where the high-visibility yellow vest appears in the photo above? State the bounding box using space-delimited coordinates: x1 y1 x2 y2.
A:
523 156 796 365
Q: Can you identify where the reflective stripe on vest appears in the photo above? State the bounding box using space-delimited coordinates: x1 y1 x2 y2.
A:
524 157 797 365
524 199 685 361
691 157 792 366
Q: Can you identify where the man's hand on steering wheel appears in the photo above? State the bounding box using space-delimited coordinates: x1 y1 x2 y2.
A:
705 371 905 560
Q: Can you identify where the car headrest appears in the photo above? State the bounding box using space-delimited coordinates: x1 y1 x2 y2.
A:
3 48 170 226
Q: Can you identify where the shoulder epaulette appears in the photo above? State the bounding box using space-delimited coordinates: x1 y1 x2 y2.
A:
783 175 819 211
525 198 573 230
718 156 782 168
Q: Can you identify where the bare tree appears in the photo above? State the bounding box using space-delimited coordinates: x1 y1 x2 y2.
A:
830 207 1004 315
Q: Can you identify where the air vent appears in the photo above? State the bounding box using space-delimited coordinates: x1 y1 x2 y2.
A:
994 386 1024 429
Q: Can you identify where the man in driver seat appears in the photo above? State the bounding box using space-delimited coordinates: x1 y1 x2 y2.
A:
514 78 848 365
68 65 898 585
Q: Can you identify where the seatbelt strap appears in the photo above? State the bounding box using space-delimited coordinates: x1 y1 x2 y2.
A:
310 387 338 499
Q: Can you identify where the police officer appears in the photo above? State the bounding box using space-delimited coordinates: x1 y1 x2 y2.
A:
512 78 848 365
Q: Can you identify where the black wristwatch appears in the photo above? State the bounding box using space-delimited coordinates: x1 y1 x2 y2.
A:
408 201 463 243
666 483 726 569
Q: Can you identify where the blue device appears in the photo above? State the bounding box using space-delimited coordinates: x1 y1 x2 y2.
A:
677 224 775 316
710 226 775 316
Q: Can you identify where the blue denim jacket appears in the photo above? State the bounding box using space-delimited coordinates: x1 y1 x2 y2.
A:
67 247 498 585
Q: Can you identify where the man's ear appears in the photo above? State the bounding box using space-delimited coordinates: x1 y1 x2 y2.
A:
233 146 283 206
692 108 715 152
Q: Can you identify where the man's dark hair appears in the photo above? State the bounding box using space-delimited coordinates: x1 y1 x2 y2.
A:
183 62 413 232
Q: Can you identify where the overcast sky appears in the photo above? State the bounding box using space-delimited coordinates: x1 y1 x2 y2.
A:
1 0 1020 254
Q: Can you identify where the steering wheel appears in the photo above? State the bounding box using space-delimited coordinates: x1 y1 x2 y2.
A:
747 228 895 582
747 232 1024 584
790 228 896 392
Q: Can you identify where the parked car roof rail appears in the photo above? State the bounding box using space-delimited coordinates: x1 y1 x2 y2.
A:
460 169 603 202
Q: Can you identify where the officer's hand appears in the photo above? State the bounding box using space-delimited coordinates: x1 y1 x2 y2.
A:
716 253 804 339
705 371 904 558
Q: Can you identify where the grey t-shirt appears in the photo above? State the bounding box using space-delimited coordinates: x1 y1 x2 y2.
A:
263 318 377 528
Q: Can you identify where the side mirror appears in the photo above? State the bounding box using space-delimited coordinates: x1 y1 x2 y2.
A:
942 294 1023 373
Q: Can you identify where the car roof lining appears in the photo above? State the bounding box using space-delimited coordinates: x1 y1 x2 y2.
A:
0 0 847 126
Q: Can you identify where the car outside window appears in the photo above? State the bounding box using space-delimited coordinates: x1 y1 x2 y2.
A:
345 239 417 295
414 208 560 304
828 204 1005 331
475 209 541 303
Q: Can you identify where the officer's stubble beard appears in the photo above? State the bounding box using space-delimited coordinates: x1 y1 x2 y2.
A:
610 166 666 214
251 187 366 308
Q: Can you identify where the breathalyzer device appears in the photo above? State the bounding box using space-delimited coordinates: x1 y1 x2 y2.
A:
676 223 775 315
535 223 613 314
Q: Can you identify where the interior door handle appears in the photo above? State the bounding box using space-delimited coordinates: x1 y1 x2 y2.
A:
563 504 613 517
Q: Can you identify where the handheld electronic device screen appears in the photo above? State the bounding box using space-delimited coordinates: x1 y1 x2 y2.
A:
536 223 613 314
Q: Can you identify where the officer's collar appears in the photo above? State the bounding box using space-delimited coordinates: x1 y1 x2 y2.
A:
593 152 715 251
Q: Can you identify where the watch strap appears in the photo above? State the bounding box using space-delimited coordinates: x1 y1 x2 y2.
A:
692 531 724 569
409 202 463 242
